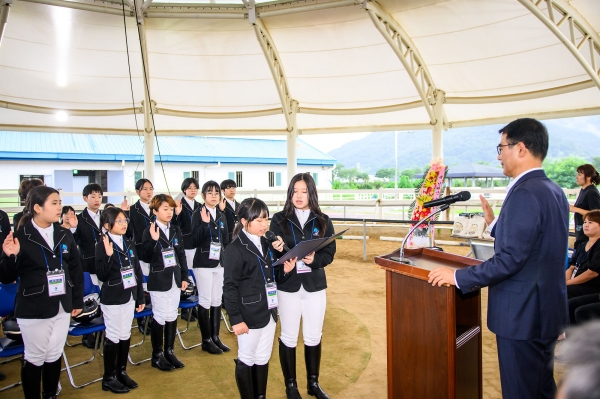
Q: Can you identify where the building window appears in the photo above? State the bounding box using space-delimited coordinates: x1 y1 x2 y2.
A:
235 171 243 188
134 171 143 185
192 171 199 180
312 172 318 186
228 172 235 180
268 172 275 187
183 172 191 179
276 172 282 187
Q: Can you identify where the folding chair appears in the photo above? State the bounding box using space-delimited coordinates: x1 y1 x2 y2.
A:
177 295 201 350
0 282 24 393
65 272 100 348
128 306 153 366
469 241 495 261
62 318 106 388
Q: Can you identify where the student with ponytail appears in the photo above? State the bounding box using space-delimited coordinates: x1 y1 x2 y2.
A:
571 164 600 250
1 186 84 399
223 198 293 399
269 173 336 399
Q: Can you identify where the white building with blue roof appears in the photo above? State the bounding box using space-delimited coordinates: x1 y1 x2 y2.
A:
0 132 336 200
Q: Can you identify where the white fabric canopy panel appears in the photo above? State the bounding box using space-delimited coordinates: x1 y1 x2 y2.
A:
0 0 598 135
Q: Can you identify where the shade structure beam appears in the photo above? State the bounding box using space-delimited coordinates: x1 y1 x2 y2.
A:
0 0 11 49
363 0 445 126
518 0 600 90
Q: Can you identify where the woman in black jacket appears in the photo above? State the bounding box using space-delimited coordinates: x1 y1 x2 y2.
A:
566 210 600 299
223 198 293 399
96 207 145 393
571 164 600 250
1 186 83 399
140 194 188 372
269 173 336 399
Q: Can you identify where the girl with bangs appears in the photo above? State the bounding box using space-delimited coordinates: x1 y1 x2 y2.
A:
223 198 294 399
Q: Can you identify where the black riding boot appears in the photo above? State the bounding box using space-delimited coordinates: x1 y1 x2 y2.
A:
252 363 269 399
150 320 175 371
305 342 329 399
198 306 222 354
234 359 254 399
22 360 42 399
210 306 230 352
41 358 61 399
116 338 138 388
164 321 184 368
279 339 302 399
102 339 129 394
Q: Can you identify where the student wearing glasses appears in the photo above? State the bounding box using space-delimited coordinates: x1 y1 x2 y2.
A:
220 179 239 243
190 180 230 354
96 207 145 393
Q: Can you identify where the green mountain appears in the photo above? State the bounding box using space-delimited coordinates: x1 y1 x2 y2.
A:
328 117 600 174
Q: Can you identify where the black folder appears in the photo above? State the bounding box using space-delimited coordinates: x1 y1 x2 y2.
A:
272 229 349 266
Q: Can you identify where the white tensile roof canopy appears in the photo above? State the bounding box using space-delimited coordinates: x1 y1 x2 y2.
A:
0 0 599 181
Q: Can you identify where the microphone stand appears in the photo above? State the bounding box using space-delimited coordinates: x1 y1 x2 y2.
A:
391 204 450 266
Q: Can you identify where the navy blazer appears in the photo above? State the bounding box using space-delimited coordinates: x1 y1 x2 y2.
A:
455 169 569 340
0 221 84 319
190 206 229 268
223 200 240 243
0 210 10 245
73 208 102 274
172 198 201 250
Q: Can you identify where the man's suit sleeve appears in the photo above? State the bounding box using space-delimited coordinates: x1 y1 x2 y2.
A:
455 188 542 293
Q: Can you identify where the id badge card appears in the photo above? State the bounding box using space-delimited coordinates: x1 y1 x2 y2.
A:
162 248 177 268
265 282 278 309
47 270 66 297
209 242 221 260
296 260 312 274
121 267 137 289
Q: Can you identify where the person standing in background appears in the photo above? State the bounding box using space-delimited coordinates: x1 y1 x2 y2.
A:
570 164 600 251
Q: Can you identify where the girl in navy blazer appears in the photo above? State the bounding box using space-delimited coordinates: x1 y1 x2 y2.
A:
190 180 230 354
140 194 188 372
1 186 83 399
95 207 145 393
223 198 293 399
269 173 336 399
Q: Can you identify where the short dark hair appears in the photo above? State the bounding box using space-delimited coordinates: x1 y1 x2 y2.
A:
232 198 269 240
577 164 600 186
104 203 115 210
202 180 222 198
60 206 75 224
220 179 237 190
135 178 153 192
100 207 126 231
18 178 44 201
585 210 600 225
498 118 548 160
18 186 60 230
83 183 103 197
181 177 200 193
150 194 176 211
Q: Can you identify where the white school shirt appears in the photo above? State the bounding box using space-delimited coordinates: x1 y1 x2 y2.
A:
107 232 124 251
206 205 217 221
243 229 263 256
226 198 236 211
156 220 170 240
139 201 151 215
295 208 311 229
184 197 195 210
32 219 54 249
87 208 101 228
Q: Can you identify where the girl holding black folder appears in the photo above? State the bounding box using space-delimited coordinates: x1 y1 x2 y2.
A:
269 173 336 399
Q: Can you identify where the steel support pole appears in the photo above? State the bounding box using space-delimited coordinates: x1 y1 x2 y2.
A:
431 90 445 160
287 101 299 182
136 5 154 183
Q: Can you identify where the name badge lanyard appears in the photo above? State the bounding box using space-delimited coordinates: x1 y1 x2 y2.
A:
290 220 315 274
572 249 589 278
41 245 66 297
208 216 222 260
157 226 178 268
109 237 137 289
257 250 277 309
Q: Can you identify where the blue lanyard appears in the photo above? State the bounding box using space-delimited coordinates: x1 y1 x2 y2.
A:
40 245 63 272
156 224 174 249
575 247 589 266
256 249 275 284
109 236 130 268
208 212 221 243
290 219 315 246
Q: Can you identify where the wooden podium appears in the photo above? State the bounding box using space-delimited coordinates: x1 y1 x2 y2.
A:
375 247 483 399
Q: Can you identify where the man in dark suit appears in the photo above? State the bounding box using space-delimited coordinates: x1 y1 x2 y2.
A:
429 118 569 399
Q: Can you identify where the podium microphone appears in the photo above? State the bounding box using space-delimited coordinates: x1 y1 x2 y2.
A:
423 191 471 208
265 231 290 252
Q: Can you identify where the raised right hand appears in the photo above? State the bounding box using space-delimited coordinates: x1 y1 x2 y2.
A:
200 206 211 224
2 232 20 256
479 195 495 226
102 235 114 256
149 222 160 241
